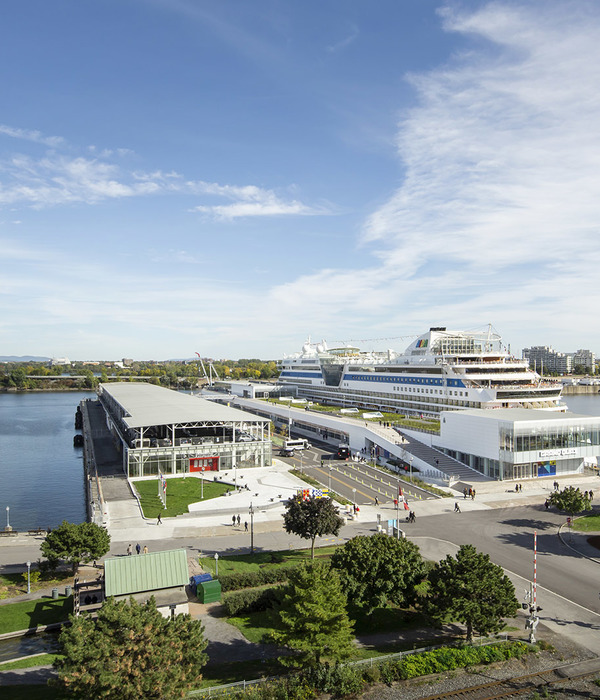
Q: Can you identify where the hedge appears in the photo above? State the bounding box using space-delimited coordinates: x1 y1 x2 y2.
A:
222 586 284 616
219 565 300 592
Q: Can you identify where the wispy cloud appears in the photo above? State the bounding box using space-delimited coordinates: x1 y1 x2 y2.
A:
0 124 64 148
189 183 324 220
326 23 359 54
0 129 324 218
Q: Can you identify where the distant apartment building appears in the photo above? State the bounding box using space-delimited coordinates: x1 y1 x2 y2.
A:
523 346 597 374
522 346 573 374
572 349 596 373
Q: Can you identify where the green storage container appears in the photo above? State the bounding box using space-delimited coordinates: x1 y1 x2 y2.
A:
198 579 221 603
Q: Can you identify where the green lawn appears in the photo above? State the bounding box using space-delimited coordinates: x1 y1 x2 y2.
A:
200 545 341 576
0 653 61 670
133 477 232 518
571 514 600 531
0 597 72 634
226 610 279 644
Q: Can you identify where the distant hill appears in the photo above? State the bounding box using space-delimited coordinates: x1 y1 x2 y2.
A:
0 356 51 362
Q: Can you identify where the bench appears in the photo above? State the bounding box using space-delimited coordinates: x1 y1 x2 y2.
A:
0 530 18 537
28 528 47 536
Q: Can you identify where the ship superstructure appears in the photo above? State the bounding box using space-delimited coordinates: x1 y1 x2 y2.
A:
277 327 564 416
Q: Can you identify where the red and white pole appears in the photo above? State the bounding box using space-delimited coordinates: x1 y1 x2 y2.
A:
533 530 537 608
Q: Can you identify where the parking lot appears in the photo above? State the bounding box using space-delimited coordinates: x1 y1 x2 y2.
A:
277 441 437 507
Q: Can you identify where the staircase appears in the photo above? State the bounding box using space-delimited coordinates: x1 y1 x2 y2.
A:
398 432 493 483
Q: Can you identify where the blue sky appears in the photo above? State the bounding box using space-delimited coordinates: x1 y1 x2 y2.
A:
2 0 600 361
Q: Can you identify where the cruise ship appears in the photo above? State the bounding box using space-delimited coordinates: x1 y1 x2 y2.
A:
277 327 565 416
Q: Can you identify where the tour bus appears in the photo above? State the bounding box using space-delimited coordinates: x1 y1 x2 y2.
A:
336 444 351 460
284 438 311 451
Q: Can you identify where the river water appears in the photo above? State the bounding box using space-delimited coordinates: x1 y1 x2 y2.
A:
0 390 599 531
0 391 93 531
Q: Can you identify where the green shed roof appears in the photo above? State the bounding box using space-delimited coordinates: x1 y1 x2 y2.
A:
104 549 188 597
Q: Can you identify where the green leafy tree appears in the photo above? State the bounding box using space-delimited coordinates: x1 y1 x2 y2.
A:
271 560 355 668
282 495 345 559
331 533 425 614
41 521 111 573
426 544 518 643
53 596 207 699
548 486 591 517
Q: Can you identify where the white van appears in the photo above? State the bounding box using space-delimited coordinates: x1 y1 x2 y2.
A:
284 438 311 450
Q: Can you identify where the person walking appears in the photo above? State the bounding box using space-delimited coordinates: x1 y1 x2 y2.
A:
135 543 141 555
244 521 248 532
463 488 468 499
127 544 132 556
471 488 476 500
374 496 379 506
143 545 148 554
544 499 549 510
590 490 594 501
237 514 241 526
157 513 162 525
454 502 461 513
232 515 236 527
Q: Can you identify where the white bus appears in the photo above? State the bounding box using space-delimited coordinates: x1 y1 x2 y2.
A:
284 438 311 450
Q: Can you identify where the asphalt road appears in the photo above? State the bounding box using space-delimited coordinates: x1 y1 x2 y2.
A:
407 503 600 615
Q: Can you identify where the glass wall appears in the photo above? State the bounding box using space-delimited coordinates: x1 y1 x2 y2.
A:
127 442 272 478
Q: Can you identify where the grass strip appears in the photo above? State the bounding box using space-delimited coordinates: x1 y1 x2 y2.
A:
0 597 72 635
200 545 340 576
0 653 61 670
571 514 600 531
132 477 231 518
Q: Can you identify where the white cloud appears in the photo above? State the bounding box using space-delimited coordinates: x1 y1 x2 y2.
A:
0 124 64 148
0 132 323 218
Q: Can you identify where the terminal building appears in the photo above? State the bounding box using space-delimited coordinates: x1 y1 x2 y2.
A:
98 383 272 478
432 408 600 480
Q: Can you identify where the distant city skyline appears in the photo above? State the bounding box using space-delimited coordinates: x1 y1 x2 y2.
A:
2 1 600 360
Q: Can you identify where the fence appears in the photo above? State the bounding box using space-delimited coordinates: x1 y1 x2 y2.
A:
188 634 509 698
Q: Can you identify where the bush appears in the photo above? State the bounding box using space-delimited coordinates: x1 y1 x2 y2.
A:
222 586 284 616
219 565 300 592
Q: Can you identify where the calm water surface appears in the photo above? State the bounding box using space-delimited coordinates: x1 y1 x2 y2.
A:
0 391 92 531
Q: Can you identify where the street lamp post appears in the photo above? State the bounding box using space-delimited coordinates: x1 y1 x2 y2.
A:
214 552 219 578
328 465 331 491
26 561 31 594
249 502 255 554
5 506 10 532
396 480 401 539
201 467 205 499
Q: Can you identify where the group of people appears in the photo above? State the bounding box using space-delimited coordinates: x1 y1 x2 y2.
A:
127 543 148 555
232 514 249 531
463 487 476 500
406 510 416 523
514 483 523 492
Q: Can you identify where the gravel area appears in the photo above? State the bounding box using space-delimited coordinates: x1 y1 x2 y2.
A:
359 623 600 700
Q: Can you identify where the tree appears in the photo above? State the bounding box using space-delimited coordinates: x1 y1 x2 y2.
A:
282 495 345 559
548 486 591 517
41 521 111 573
426 544 518 643
330 533 425 614
53 596 208 699
271 560 354 668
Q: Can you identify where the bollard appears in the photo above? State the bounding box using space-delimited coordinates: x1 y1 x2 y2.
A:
65 585 72 597
52 588 59 599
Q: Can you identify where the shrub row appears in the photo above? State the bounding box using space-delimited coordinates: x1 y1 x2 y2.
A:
219 565 299 592
223 641 531 699
379 641 530 683
222 586 284 616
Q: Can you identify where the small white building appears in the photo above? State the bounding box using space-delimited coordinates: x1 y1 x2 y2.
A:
434 408 600 480
212 380 279 399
